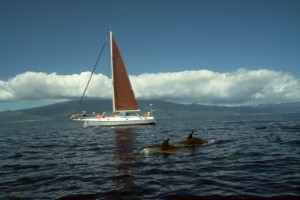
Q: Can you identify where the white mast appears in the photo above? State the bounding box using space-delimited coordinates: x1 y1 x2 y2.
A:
110 31 116 113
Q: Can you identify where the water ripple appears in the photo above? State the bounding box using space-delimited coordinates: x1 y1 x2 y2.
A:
0 116 299 199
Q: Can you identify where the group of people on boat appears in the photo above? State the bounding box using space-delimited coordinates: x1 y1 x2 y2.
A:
95 112 106 119
70 110 153 121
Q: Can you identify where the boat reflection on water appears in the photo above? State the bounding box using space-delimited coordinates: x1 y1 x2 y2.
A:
113 128 138 190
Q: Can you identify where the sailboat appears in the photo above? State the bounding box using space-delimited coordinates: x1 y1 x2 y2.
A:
70 31 156 127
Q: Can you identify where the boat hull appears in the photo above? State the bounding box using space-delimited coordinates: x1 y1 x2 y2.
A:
73 116 156 127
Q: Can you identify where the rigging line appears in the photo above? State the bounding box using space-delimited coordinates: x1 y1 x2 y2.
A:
74 33 109 114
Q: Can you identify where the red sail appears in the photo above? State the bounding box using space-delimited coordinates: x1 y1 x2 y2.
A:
112 35 139 112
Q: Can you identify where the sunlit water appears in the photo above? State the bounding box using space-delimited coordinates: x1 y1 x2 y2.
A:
0 115 299 199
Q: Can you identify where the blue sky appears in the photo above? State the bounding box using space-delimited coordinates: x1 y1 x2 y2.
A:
1 0 300 111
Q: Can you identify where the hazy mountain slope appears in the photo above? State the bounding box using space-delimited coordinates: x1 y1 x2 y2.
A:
1 100 300 122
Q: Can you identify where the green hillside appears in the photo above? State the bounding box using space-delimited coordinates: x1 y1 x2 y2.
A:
1 99 300 122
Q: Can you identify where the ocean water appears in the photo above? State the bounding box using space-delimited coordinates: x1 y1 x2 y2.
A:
0 115 299 200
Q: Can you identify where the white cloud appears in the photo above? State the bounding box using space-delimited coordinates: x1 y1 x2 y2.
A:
132 69 300 105
0 71 110 101
1 69 300 105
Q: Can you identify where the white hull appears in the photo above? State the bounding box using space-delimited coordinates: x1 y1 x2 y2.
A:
73 116 156 127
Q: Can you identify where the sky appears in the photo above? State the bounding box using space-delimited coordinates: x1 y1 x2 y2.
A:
0 0 300 111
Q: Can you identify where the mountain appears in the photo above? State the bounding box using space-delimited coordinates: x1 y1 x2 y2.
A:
1 99 300 122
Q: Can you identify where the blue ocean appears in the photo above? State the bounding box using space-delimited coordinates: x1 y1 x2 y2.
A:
0 114 299 199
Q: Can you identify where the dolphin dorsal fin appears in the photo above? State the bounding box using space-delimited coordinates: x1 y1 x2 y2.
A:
188 131 194 139
161 138 170 147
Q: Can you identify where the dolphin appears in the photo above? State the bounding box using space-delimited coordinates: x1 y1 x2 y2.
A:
140 138 185 154
181 131 208 146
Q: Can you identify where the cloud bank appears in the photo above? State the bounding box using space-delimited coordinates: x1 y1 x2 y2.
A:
1 69 300 105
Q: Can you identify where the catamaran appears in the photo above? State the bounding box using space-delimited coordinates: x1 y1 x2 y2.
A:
70 31 156 127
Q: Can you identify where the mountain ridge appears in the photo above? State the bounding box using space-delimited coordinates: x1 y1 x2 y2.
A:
1 99 300 122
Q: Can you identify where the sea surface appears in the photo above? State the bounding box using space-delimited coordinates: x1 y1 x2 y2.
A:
0 114 300 200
